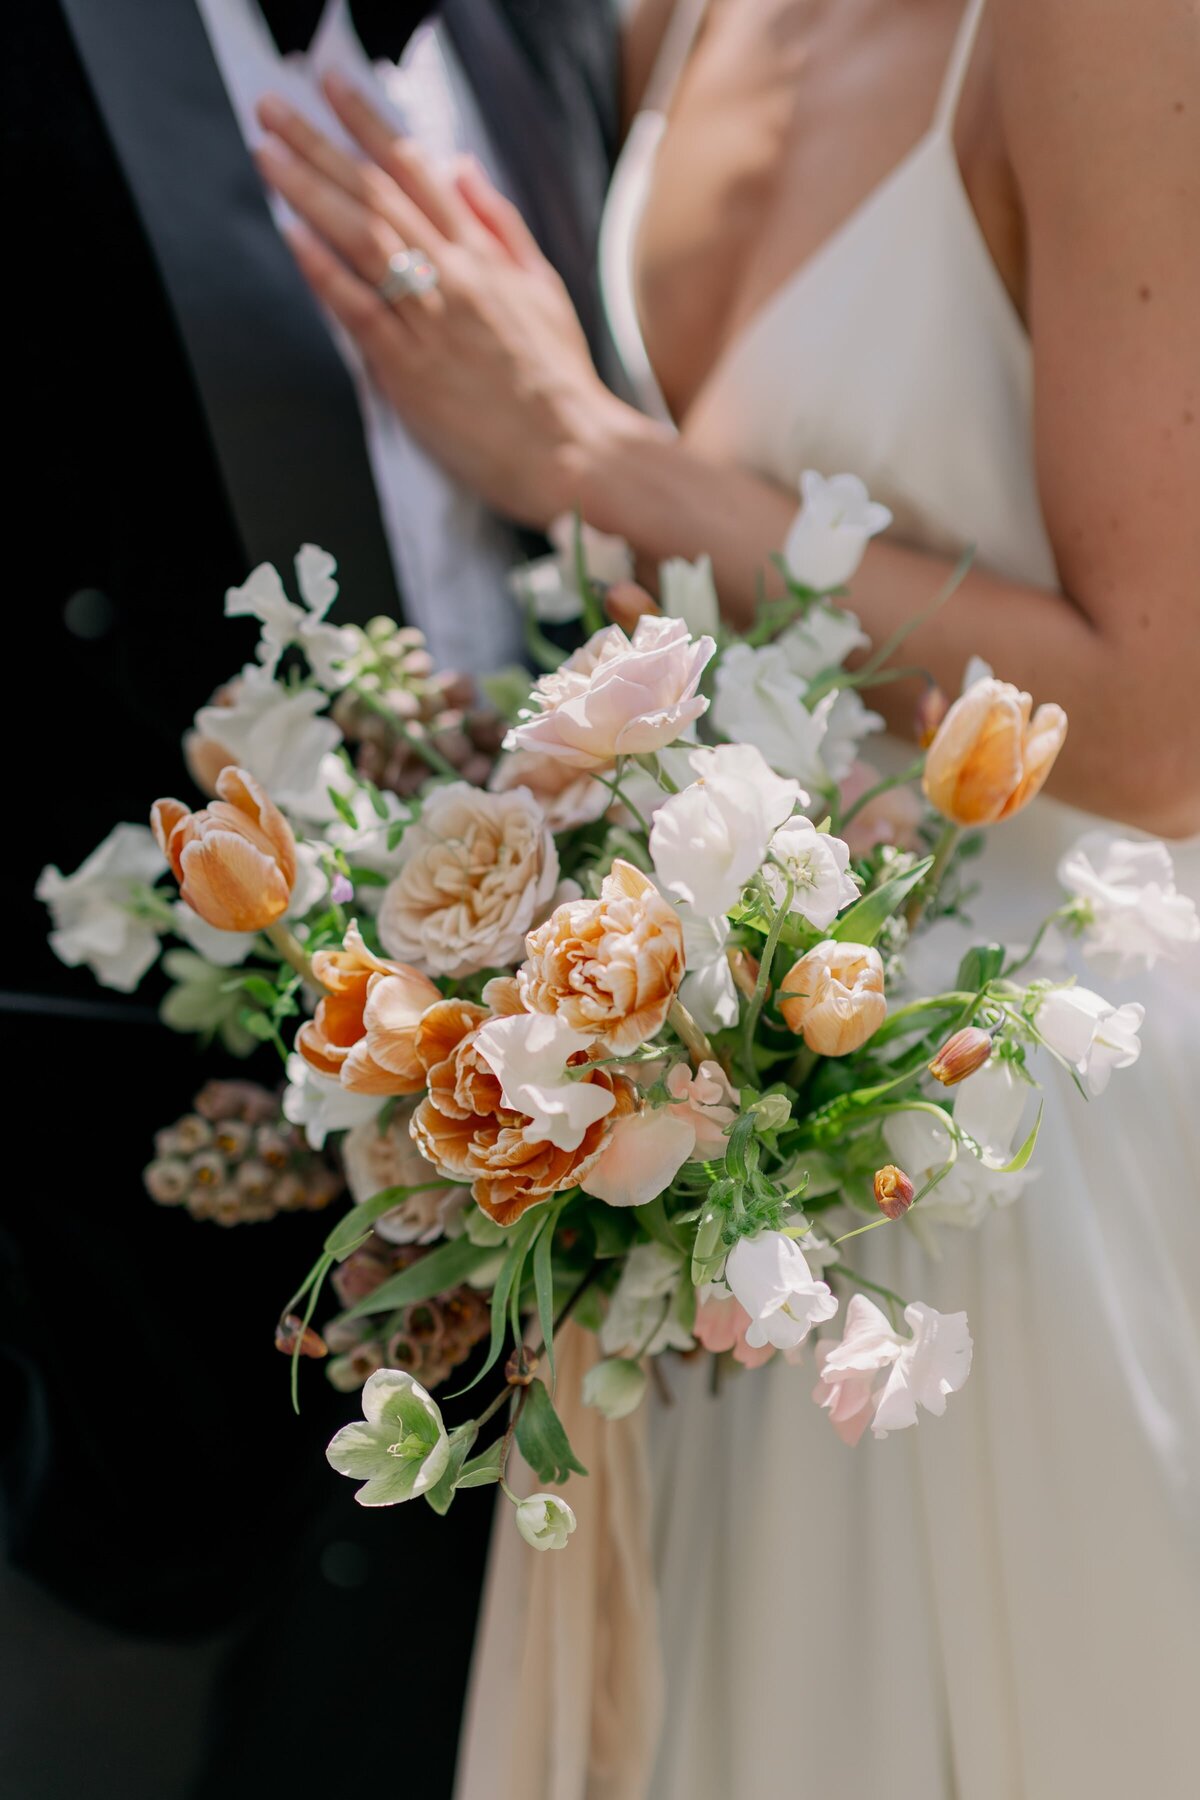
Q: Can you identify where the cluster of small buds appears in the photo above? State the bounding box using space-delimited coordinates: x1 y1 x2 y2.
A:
144 1081 344 1226
323 1233 491 1394
332 618 507 797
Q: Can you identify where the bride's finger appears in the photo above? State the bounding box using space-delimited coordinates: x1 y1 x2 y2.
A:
322 72 480 247
283 222 416 367
256 95 438 254
453 155 544 272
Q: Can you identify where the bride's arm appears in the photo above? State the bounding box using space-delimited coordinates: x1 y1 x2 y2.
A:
257 0 1198 836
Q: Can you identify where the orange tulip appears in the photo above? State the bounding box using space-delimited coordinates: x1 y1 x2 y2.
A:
296 924 440 1096
923 678 1067 827
152 766 296 932
778 940 887 1056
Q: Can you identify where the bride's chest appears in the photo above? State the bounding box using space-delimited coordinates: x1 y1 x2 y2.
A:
634 0 1013 423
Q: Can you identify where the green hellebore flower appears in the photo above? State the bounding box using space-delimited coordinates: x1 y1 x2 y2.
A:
515 1493 577 1552
325 1369 450 1507
581 1357 647 1422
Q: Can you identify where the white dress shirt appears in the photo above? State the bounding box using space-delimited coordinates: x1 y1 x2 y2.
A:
195 0 525 675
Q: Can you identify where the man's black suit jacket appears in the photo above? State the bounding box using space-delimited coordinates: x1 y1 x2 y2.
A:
2 0 619 1744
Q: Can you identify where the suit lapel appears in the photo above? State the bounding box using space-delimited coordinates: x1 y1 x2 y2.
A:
59 0 402 621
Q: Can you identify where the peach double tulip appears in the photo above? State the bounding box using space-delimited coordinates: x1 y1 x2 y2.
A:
519 859 685 1055
778 940 887 1056
151 766 295 932
297 924 440 1096
923 678 1068 827
410 998 633 1227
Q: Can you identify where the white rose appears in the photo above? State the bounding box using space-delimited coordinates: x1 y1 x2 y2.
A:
1035 986 1144 1097
37 823 166 992
782 470 892 590
650 743 804 917
377 783 559 979
1058 831 1200 977
659 553 720 638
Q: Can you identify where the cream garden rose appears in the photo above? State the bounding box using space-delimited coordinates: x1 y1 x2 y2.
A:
377 783 559 979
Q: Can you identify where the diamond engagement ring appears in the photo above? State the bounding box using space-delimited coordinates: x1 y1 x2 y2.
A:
378 248 440 305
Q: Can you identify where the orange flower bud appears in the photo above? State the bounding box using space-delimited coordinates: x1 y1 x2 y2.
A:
874 1164 916 1220
929 1026 993 1086
152 766 296 932
914 684 949 748
778 941 887 1056
275 1314 328 1358
604 580 661 632
923 678 1067 826
727 947 761 1003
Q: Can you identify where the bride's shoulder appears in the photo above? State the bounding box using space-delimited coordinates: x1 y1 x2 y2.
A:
993 0 1199 206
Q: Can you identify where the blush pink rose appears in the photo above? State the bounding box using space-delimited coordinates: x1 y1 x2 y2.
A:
505 615 716 771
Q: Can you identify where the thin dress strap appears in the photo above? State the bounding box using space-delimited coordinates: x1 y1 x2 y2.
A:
640 0 711 117
933 0 988 136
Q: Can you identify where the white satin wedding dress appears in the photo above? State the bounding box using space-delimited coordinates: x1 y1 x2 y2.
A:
457 4 1200 1796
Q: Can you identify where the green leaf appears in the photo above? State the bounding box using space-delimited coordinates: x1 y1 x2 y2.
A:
456 1439 506 1489
515 1378 588 1484
980 1101 1043 1173
323 1186 444 1263
423 1422 478 1516
345 866 388 888
590 1206 638 1258
327 785 360 829
532 1213 557 1386
634 1194 682 1254
240 973 280 1006
238 1010 277 1041
955 944 1006 991
341 1233 493 1320
386 821 407 852
831 856 934 946
454 1209 543 1398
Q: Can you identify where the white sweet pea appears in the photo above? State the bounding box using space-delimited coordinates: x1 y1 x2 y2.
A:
580 1106 696 1205
712 635 883 787
474 1012 616 1152
783 470 892 590
883 1056 1034 1227
1035 986 1144 1097
325 1369 450 1506
726 1231 838 1351
650 743 804 917
659 554 720 638
600 1242 694 1358
171 904 256 967
777 603 871 679
765 818 859 930
193 664 342 820
282 1052 384 1149
515 1493 577 1551
1058 832 1200 977
225 545 358 690
37 823 167 992
675 902 740 1034
869 1302 974 1437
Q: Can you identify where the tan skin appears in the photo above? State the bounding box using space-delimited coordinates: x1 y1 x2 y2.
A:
255 0 1200 836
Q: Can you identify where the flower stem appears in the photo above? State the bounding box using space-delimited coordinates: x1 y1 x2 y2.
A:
741 877 793 1077
905 821 961 929
265 922 314 983
838 759 926 831
349 683 462 780
668 997 716 1070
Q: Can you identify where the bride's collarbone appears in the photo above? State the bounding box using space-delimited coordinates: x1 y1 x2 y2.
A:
634 0 1024 422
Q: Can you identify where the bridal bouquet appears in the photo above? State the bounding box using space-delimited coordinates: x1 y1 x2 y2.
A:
40 478 1197 1549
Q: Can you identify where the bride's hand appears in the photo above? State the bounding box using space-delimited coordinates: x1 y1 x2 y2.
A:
255 77 621 529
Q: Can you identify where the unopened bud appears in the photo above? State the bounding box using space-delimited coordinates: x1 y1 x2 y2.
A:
915 685 949 748
748 1092 792 1131
874 1164 916 1220
727 948 761 1002
275 1314 328 1359
929 1026 993 1086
